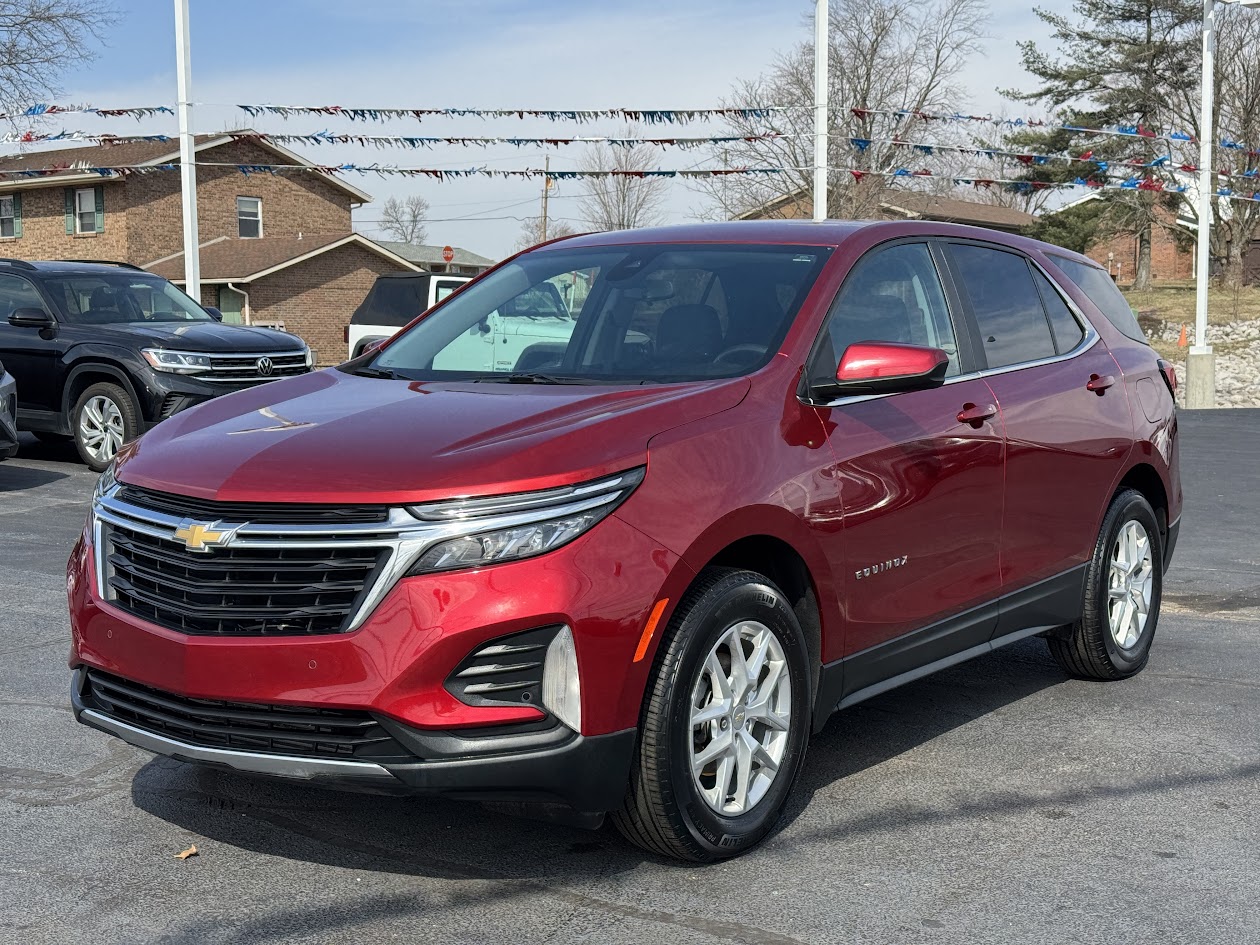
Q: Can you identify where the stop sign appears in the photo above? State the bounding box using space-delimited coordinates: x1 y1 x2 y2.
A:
442 245 454 263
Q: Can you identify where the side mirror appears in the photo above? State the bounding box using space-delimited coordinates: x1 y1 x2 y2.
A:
363 339 385 354
8 308 55 330
204 306 224 322
819 341 950 397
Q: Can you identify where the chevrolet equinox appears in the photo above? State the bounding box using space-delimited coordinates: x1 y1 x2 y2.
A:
69 221 1181 861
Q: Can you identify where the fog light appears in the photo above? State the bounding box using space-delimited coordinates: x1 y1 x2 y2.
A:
542 626 581 733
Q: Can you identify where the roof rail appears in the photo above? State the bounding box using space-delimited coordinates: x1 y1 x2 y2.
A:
61 259 146 271
0 257 36 270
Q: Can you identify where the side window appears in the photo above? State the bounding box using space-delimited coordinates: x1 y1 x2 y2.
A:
949 244 1056 369
1032 269 1085 354
1050 255 1147 343
0 273 46 319
813 242 961 386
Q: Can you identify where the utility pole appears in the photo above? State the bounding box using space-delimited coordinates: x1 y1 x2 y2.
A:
812 0 829 221
541 154 550 242
174 0 200 300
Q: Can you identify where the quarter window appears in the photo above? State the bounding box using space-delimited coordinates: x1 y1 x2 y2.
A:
812 242 961 387
1032 269 1085 354
237 197 262 238
949 244 1056 369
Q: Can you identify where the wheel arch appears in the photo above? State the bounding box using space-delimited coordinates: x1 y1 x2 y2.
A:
63 361 145 427
1112 462 1170 551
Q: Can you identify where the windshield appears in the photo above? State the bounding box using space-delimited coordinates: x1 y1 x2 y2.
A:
368 243 832 383
43 273 212 325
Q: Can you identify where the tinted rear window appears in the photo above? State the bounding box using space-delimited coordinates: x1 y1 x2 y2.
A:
1050 256 1147 343
353 277 430 327
949 244 1056 368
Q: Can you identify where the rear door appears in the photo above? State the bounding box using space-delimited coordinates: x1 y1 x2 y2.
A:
943 241 1133 626
813 241 1005 673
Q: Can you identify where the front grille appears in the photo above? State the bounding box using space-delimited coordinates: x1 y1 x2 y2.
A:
204 351 308 384
83 670 409 761
117 484 390 525
103 520 387 636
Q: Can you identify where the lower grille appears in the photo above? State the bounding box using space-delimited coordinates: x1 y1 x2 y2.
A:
446 626 560 709
83 670 409 761
103 520 387 636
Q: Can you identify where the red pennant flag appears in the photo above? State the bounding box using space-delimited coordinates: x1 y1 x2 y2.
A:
1017 155 1035 165
1080 150 1094 161
850 170 865 181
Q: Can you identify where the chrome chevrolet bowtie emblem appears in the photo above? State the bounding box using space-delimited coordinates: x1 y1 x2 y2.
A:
256 356 274 376
172 521 236 553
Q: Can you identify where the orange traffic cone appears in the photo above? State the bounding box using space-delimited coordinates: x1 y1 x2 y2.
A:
1178 324 1188 347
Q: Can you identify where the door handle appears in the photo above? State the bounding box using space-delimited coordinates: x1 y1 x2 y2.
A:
957 402 997 427
1086 373 1116 393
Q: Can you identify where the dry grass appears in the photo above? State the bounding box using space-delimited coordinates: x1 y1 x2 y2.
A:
1121 283 1260 326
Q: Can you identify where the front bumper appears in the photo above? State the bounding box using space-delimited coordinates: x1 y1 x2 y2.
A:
133 367 309 428
71 667 636 810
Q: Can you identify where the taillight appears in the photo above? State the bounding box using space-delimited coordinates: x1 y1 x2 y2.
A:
1157 358 1178 399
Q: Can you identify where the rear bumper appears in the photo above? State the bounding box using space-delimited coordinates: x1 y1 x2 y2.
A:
71 667 636 811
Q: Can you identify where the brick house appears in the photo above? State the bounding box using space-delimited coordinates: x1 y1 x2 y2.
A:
0 134 418 363
1069 198 1196 284
376 240 495 275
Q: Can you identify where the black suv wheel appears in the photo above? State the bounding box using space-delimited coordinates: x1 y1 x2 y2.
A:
73 382 139 472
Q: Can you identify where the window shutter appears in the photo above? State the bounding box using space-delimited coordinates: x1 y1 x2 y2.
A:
64 188 74 234
94 185 105 233
12 192 21 238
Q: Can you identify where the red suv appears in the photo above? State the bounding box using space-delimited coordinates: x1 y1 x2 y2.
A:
68 221 1181 861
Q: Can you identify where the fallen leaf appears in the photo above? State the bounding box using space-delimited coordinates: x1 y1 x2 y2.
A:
175 844 198 860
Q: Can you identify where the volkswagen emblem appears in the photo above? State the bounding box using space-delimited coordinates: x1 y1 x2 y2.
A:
255 356 274 376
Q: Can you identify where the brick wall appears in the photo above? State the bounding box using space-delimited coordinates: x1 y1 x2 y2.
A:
244 244 398 365
0 181 129 260
1086 220 1194 284
126 138 354 264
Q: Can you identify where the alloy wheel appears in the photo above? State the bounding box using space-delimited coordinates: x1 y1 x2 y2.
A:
79 395 125 464
689 620 793 816
1108 519 1154 649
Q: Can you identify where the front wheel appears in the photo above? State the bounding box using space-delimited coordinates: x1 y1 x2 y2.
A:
613 568 812 861
1047 489 1163 680
73 382 139 472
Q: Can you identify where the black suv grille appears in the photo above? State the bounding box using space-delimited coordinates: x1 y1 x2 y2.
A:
83 670 408 761
204 351 309 384
116 485 390 525
103 520 387 636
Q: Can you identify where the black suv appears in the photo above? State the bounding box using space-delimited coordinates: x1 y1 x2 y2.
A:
0 259 312 470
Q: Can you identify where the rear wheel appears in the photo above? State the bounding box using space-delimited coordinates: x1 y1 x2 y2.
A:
613 568 812 861
1047 489 1162 680
73 382 139 472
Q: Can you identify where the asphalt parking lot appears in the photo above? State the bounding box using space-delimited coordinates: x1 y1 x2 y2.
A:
2 412 1258 945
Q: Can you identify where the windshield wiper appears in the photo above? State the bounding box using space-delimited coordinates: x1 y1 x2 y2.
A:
469 372 598 385
349 366 403 379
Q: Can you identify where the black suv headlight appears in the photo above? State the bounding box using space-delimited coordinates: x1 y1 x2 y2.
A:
141 348 212 375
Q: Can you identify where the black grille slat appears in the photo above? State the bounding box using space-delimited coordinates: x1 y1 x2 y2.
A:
115 485 390 525
83 670 408 761
103 518 387 637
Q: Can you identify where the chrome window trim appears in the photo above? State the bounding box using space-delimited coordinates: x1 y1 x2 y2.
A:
92 476 636 634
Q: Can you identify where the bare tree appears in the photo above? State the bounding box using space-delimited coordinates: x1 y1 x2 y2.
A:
577 129 668 231
515 215 578 252
377 194 430 244
694 0 988 221
0 0 113 115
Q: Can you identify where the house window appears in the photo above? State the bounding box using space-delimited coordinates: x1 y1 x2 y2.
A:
237 197 262 238
0 196 15 238
75 188 99 234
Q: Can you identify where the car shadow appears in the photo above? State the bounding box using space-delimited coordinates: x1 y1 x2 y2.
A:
130 637 1074 883
0 461 69 491
12 433 81 466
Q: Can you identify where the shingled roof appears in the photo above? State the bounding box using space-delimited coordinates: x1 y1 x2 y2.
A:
147 234 418 283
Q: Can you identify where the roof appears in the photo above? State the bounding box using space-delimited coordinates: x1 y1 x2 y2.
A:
146 233 419 283
0 133 373 203
878 192 1034 230
374 240 496 268
0 258 148 274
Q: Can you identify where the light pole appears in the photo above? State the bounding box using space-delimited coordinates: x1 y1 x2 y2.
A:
174 0 200 301
1188 0 1260 408
812 0 828 221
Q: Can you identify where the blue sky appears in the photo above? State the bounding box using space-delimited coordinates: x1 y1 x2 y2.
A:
54 0 1074 258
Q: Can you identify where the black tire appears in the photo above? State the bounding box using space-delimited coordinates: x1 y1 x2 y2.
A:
72 382 139 472
1047 489 1163 680
32 431 72 443
613 567 812 862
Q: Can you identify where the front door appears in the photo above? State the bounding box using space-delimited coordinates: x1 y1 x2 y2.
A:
0 272 64 417
812 242 1005 683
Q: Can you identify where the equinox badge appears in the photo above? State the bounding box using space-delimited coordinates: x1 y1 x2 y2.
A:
855 556 909 581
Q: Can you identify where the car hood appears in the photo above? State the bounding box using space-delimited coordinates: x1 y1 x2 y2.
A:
77 321 305 353
116 368 750 504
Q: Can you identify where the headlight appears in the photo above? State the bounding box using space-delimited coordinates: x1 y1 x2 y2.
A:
404 467 644 576
141 348 212 374
303 346 315 369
